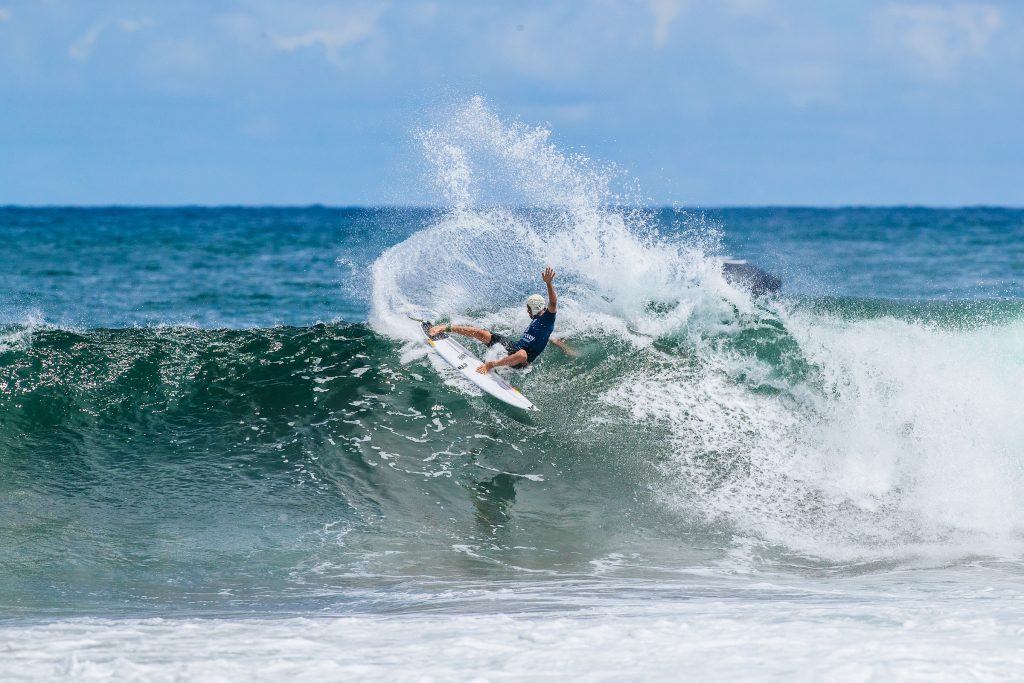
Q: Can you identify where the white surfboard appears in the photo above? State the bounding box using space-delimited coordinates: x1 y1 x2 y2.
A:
417 321 537 411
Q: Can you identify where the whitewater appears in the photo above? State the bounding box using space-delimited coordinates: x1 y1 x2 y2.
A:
3 98 1024 680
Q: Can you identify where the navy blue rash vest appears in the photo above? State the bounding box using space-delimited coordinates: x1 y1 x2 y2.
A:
511 309 556 363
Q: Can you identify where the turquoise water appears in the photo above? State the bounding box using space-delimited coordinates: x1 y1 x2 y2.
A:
3 103 1024 681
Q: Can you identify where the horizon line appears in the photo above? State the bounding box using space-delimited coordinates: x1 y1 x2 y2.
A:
2 203 1023 211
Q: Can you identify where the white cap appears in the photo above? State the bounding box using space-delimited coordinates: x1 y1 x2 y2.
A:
526 294 546 317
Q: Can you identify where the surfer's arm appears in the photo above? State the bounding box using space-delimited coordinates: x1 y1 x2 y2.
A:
542 266 557 313
550 338 577 358
478 349 528 374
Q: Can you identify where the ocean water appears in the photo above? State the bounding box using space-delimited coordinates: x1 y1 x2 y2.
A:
3 100 1024 681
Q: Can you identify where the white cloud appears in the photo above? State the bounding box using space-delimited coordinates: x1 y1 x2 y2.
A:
67 18 154 62
648 0 685 48
269 6 384 67
884 3 1004 77
0 7 11 22
68 24 103 61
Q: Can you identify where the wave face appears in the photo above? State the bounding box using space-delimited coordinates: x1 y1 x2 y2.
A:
5 299 1024 616
1 321 714 616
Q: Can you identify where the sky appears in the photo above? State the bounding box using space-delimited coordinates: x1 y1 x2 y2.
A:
1 0 1021 206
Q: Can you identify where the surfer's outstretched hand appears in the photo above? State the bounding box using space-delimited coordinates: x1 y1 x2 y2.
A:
476 362 492 374
542 266 555 284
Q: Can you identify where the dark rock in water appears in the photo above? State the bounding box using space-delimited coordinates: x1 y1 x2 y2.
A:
722 260 781 296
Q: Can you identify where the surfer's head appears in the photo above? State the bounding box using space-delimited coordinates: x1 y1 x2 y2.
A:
526 294 546 318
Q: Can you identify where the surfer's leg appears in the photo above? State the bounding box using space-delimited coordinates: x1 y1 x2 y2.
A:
455 326 494 344
431 324 494 345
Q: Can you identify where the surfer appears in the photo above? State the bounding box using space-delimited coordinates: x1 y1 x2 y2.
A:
428 266 572 373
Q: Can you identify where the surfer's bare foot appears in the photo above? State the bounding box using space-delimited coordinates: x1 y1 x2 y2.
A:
428 324 446 337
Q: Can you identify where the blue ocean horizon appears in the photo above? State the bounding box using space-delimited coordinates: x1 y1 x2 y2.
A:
4 205 1023 328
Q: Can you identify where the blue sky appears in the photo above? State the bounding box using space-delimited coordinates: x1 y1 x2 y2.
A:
1 1 1021 206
